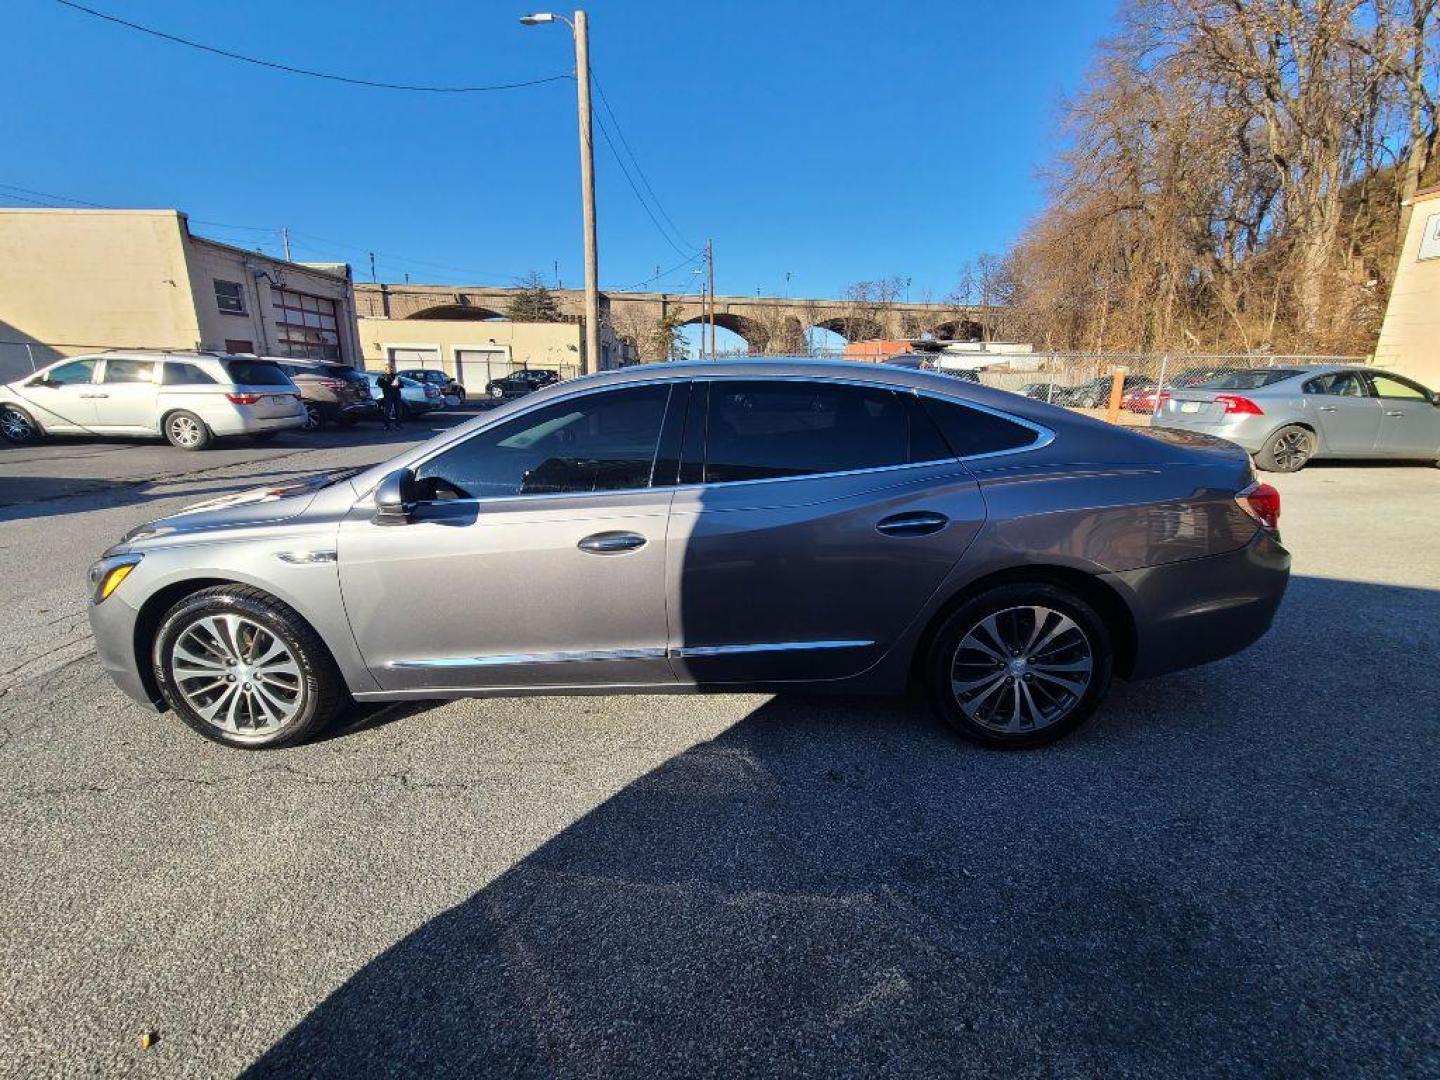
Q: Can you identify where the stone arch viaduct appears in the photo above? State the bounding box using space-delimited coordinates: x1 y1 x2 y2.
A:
355 283 986 360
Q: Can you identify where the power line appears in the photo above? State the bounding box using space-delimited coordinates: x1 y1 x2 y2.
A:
627 252 706 291
591 73 694 251
591 110 696 260
51 0 573 93
0 182 108 208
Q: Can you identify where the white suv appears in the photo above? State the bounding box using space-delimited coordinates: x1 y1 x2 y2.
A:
0 351 306 450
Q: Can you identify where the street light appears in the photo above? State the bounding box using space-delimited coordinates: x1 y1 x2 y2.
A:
521 10 600 375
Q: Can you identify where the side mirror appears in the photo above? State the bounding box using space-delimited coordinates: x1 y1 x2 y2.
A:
373 467 419 526
27 376 56 388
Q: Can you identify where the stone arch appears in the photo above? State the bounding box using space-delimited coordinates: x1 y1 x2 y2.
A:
405 303 508 321
810 315 885 343
930 319 984 342
680 311 770 353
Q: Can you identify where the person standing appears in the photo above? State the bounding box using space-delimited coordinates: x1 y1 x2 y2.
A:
377 370 404 431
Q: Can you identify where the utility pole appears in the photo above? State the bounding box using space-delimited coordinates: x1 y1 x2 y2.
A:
521 9 599 374
575 10 600 374
281 227 292 261
368 252 377 283
706 238 716 359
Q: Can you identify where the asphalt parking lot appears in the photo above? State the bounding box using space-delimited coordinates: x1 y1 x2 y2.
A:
1 423 1437 1078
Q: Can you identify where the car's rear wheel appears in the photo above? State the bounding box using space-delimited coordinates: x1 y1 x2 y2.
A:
1255 424 1315 472
925 584 1113 749
0 405 42 444
489 385 505 400
301 403 324 431
164 410 212 450
453 387 467 404
153 585 344 749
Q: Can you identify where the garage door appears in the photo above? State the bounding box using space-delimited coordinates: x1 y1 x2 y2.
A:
387 348 440 371
455 349 514 387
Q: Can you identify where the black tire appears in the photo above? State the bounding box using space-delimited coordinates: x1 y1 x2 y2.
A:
453 387 467 404
924 583 1114 749
0 404 42 444
164 410 213 450
152 585 344 749
301 402 325 431
1255 424 1315 473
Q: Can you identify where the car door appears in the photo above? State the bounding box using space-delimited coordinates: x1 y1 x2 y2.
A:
1302 371 1381 454
338 381 683 691
665 378 994 685
1367 372 1440 457
15 357 100 432
92 357 160 431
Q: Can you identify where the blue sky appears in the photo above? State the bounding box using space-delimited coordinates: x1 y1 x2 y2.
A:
3 0 1114 302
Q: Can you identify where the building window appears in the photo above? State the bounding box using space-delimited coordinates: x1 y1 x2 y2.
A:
272 289 342 362
214 280 247 315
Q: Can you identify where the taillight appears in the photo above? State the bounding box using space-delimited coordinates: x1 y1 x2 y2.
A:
226 393 261 405
320 379 346 390
1236 481 1281 531
1215 394 1264 415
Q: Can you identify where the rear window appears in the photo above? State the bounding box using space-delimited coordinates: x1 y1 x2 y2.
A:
1196 368 1300 390
223 358 292 386
162 362 217 385
921 397 1039 457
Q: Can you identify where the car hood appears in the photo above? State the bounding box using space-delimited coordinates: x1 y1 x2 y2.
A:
119 469 360 546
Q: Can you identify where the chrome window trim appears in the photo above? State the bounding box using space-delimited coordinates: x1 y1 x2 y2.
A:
396 371 1054 508
388 639 875 669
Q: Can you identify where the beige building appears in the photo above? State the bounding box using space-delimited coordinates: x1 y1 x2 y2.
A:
0 208 361 382
1375 185 1440 387
357 316 586 386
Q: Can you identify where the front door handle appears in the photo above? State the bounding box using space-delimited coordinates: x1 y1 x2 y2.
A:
1385 410 1406 417
80 393 109 399
578 531 647 554
1318 405 1338 412
876 511 949 537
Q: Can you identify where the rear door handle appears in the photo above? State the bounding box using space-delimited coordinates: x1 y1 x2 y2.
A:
1318 405 1338 412
876 511 949 537
578 531 647 554
80 393 109 399
1385 410 1406 417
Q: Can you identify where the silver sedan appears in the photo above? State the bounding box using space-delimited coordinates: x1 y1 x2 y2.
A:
1158 366 1440 472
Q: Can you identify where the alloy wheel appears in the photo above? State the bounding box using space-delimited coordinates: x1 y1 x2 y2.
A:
169 414 202 448
950 605 1094 734
1271 429 1312 470
1 407 35 442
170 614 304 739
303 403 322 431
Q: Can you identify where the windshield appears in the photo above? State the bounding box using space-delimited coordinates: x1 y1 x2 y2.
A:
224 358 293 387
1196 368 1301 390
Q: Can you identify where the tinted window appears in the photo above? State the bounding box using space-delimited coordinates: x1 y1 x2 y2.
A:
162 362 217 385
42 359 97 386
703 381 937 483
922 396 1039 457
1370 373 1430 400
416 385 671 499
102 359 156 384
1196 368 1300 390
223 358 292 387
1303 372 1367 397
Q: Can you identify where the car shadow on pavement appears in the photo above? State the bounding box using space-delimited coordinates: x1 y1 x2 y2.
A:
242 574 1439 1079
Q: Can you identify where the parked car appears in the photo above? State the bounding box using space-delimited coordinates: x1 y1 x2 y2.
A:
485 368 561 401
0 351 304 450
273 360 378 430
397 368 466 404
1159 365 1440 471
88 359 1290 751
1053 375 1155 409
364 372 442 418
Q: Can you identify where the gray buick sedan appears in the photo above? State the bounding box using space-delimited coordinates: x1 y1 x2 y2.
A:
88 359 1290 750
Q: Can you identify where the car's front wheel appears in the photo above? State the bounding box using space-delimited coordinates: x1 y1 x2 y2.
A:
925 583 1113 749
489 384 505 400
0 404 42 444
1255 424 1315 472
153 585 345 749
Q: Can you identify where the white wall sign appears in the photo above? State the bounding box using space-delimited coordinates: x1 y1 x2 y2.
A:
1420 211 1440 261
